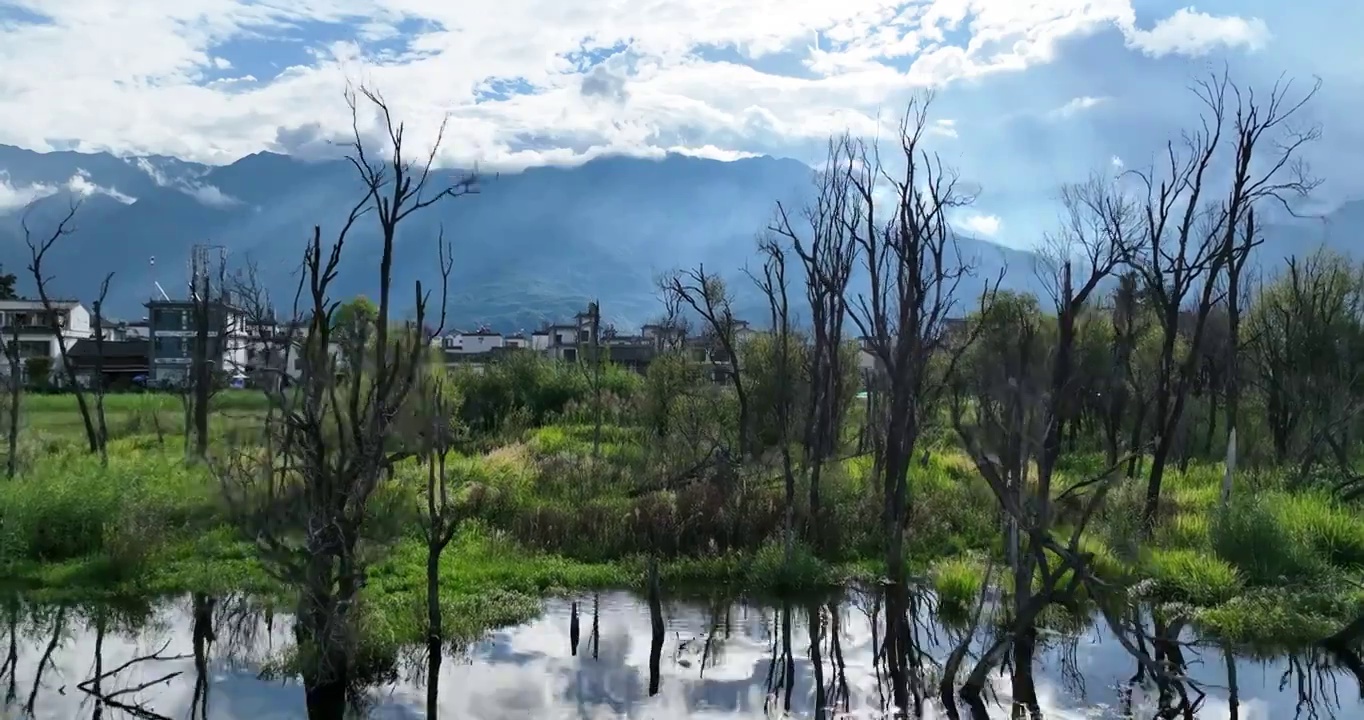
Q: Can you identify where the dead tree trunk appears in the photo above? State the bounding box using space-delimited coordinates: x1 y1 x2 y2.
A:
771 135 859 547
752 235 798 566
91 274 112 467
661 267 751 458
3 322 20 479
950 175 1131 712
1129 69 1320 530
844 95 995 715
216 84 477 720
21 201 99 453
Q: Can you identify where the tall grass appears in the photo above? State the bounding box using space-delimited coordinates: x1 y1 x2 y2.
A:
1212 496 1330 584
0 440 222 583
3 391 1363 652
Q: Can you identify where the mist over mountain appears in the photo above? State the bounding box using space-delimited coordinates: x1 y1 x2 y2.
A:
0 144 1358 332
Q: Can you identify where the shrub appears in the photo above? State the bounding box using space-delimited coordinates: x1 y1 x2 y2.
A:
931 556 986 613
1274 492 1364 571
1143 548 1242 606
1211 496 1327 584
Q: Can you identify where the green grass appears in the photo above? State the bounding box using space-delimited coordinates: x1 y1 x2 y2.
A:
4 395 1364 650
1142 548 1243 606
930 556 987 614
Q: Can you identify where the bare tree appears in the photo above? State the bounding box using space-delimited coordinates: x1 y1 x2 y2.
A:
842 95 993 714
954 176 1131 716
750 233 797 565
412 233 462 720
182 247 234 460
21 200 99 454
769 134 860 543
1 321 21 479
1042 178 1135 460
1248 251 1364 487
91 273 113 467
229 259 296 395
1125 68 1320 530
660 266 751 458
218 84 476 719
1219 208 1260 502
586 299 605 458
652 283 691 352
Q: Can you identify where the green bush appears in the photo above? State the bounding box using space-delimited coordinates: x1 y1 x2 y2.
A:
0 445 219 575
931 556 987 613
1211 496 1327 584
1143 548 1243 606
1275 492 1364 571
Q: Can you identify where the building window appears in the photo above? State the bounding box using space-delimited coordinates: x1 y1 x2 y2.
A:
18 341 48 358
152 308 188 331
154 336 190 357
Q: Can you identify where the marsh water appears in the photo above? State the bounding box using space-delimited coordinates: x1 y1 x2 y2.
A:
1 590 1362 719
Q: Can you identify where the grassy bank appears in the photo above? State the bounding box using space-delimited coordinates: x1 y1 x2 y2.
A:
1 402 1363 649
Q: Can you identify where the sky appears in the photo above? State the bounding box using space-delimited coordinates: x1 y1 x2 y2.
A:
0 0 1359 249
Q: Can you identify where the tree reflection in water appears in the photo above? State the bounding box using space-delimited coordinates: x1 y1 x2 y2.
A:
2 595 18 705
2 590 1364 718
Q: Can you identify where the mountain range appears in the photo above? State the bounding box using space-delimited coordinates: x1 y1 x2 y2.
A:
0 144 1358 331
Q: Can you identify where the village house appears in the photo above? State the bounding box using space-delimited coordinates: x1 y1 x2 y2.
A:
0 299 95 382
144 296 252 387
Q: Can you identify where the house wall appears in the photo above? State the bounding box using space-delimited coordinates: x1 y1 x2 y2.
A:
530 334 549 351
857 348 877 373
0 333 66 379
66 305 92 335
147 302 253 385
458 334 504 354
0 303 95 380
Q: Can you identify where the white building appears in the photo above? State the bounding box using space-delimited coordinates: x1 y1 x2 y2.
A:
530 330 550 351
146 299 253 386
454 330 505 354
0 299 95 379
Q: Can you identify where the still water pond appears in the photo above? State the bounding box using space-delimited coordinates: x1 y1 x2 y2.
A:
2 590 1362 719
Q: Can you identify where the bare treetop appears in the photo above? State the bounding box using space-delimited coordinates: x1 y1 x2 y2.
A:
344 84 478 227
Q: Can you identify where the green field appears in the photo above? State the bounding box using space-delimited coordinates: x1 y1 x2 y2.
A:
2 380 1363 651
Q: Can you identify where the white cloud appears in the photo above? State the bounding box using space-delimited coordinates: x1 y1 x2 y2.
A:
667 145 762 162
928 118 958 138
0 1 1283 170
0 174 57 211
1049 96 1108 118
960 213 1001 237
133 157 239 206
0 170 135 212
1124 8 1270 57
1110 155 1124 169
65 169 137 204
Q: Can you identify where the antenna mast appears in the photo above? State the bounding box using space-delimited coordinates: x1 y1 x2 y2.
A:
189 244 228 302
149 255 170 301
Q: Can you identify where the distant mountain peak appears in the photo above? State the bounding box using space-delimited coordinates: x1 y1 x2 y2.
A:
4 146 1356 329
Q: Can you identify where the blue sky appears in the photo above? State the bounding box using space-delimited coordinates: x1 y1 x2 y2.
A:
0 1 1358 249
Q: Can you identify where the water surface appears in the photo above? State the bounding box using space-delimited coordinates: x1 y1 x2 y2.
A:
1 590 1361 719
